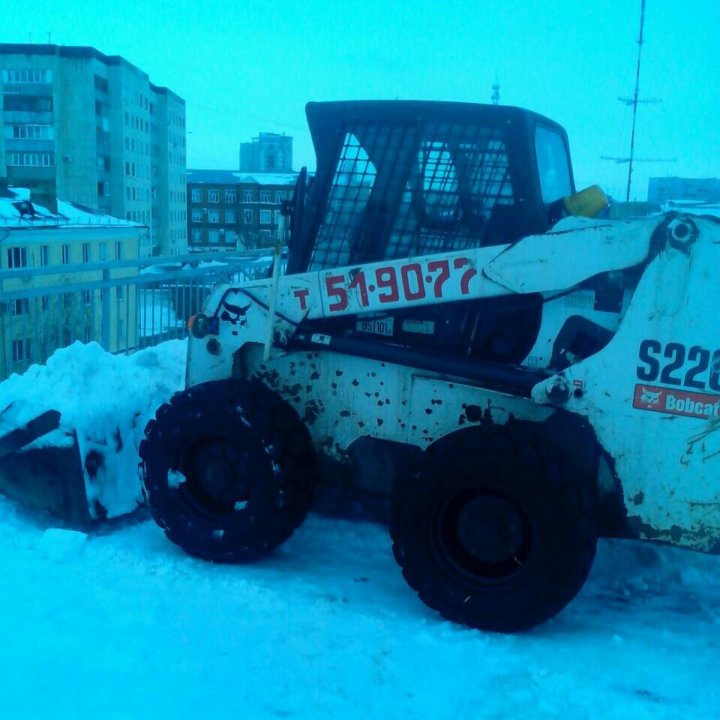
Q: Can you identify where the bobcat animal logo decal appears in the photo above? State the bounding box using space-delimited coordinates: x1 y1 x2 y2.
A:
220 299 252 335
639 387 663 407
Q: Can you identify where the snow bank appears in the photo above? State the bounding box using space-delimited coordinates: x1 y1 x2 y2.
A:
0 340 187 519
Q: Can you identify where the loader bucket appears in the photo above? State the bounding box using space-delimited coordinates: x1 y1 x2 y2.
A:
0 409 91 526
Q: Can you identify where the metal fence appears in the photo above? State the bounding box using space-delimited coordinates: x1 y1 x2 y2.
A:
0 250 273 379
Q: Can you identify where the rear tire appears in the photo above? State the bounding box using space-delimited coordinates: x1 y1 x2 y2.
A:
140 380 315 562
391 424 596 632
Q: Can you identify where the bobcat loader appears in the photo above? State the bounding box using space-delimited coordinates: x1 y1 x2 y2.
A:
140 101 720 632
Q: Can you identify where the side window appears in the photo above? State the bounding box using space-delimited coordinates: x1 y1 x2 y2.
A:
418 141 460 225
535 126 573 203
310 133 376 270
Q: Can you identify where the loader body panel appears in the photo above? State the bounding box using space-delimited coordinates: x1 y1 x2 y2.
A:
532 216 720 551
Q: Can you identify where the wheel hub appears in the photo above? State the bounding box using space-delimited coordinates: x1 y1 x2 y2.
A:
457 494 526 564
184 439 251 512
437 491 531 580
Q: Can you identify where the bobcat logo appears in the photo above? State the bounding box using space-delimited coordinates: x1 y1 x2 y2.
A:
639 387 663 407
220 299 252 335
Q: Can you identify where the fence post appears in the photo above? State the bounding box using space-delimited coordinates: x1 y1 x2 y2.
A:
101 268 110 349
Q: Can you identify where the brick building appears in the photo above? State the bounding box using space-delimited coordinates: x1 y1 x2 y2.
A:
186 169 297 251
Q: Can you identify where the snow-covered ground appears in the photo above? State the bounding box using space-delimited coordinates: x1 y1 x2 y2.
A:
0 498 718 719
0 342 718 719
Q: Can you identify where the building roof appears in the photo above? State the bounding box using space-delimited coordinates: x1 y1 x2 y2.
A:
186 169 298 187
0 187 142 229
0 43 183 102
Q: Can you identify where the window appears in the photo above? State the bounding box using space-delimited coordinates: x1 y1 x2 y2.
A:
259 210 271 225
82 290 91 305
192 229 202 243
224 190 236 203
94 74 108 93
83 327 92 343
208 189 219 203
224 210 236 224
3 95 53 112
62 245 70 264
99 243 107 261
208 230 220 244
242 189 254 203
274 210 282 226
191 208 204 223
260 190 272 203
115 241 122 260
41 296 49 311
116 286 124 300
208 209 220 223
39 246 49 266
535 126 573 203
10 298 29 316
3 68 51 84
7 248 28 269
12 339 31 363
6 152 54 167
244 209 254 224
82 243 91 263
10 124 53 140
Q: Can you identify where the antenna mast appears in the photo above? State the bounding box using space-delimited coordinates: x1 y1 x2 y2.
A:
601 1 673 201
626 0 646 202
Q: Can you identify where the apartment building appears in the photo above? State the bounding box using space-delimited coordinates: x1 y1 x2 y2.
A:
239 132 293 173
187 169 297 251
0 43 186 257
0 186 143 377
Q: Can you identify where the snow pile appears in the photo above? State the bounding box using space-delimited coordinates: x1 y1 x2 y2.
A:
0 340 187 518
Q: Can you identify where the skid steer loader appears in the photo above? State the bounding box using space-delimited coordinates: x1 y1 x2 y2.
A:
141 100 720 632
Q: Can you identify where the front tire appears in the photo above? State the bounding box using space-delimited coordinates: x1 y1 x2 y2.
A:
140 380 315 562
391 424 597 632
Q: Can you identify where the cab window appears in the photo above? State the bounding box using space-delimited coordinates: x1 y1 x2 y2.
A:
535 126 572 203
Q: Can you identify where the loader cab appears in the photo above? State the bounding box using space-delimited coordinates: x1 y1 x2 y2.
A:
286 100 574 274
286 101 575 367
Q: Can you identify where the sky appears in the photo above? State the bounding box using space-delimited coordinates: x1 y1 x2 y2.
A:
1 0 718 201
